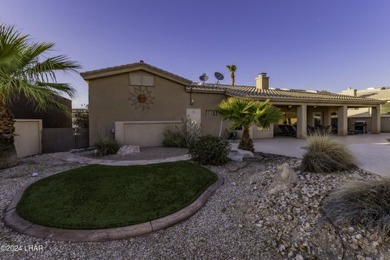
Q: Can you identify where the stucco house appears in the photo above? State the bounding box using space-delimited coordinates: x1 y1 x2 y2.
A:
340 87 390 132
81 61 384 147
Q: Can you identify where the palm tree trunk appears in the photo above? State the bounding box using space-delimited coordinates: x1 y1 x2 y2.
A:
0 95 17 169
231 74 235 86
238 126 254 152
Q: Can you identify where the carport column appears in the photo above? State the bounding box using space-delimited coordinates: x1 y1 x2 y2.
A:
323 107 332 126
307 110 315 126
337 106 348 136
297 104 307 139
371 106 381 134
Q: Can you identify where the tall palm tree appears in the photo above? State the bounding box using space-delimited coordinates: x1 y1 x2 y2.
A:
0 24 80 169
226 64 237 86
217 97 282 152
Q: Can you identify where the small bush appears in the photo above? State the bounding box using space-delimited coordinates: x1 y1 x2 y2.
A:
189 135 230 165
94 137 120 156
301 133 355 173
162 118 201 148
162 128 186 148
322 179 390 236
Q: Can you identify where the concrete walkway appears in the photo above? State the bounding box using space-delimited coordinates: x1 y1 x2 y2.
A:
49 152 190 166
246 133 390 177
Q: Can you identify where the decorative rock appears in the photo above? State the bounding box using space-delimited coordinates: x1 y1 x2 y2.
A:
228 151 243 161
267 163 298 194
228 148 254 162
117 145 140 155
352 173 364 180
237 148 254 158
32 172 39 177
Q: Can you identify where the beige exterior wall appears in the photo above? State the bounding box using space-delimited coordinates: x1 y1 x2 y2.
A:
88 70 226 146
115 121 182 146
347 107 371 117
251 125 274 139
89 72 188 145
14 119 42 158
191 93 226 136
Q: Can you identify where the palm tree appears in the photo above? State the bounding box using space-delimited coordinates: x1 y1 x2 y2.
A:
217 97 282 152
226 64 237 86
0 24 80 169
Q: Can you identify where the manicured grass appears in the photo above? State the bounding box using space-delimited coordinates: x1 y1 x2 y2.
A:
16 161 217 230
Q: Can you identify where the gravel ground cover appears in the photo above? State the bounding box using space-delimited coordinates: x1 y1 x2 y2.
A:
1 152 390 259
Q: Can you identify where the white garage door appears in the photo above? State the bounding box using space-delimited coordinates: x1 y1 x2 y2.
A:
14 119 42 158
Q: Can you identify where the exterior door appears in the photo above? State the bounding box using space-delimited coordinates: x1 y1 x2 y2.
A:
14 119 42 158
186 108 201 125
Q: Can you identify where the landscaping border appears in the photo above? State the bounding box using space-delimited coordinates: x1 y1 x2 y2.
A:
3 172 224 242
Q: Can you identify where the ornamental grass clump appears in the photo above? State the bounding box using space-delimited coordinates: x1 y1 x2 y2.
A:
162 118 200 148
322 179 390 236
301 132 356 173
94 137 120 156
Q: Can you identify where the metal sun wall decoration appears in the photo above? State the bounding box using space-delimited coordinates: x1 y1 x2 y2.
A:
128 86 155 110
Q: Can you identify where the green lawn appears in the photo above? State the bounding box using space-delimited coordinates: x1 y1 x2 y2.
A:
16 161 217 230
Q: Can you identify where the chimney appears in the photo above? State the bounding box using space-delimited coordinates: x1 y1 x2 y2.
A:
341 87 357 97
255 72 269 90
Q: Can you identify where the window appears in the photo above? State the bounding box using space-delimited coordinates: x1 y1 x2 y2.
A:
129 73 154 86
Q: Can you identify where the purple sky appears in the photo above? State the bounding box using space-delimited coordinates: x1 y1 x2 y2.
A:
2 0 390 108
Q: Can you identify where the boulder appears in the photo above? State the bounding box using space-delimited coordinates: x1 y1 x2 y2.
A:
228 150 243 162
268 163 298 194
237 149 254 158
228 148 254 162
117 145 140 155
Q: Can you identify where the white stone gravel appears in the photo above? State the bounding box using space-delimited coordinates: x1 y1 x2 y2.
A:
1 153 390 259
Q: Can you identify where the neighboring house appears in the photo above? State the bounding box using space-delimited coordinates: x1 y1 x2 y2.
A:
81 61 384 147
340 87 390 132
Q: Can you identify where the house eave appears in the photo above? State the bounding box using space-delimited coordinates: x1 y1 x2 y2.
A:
81 63 191 86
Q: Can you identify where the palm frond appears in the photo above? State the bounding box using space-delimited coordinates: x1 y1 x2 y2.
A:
0 22 80 111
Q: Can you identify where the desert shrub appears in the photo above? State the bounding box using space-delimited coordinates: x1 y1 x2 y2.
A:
189 135 230 165
94 137 120 156
301 133 355 173
322 179 390 235
162 118 201 148
162 128 186 148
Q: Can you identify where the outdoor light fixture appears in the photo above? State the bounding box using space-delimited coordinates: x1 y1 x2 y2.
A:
287 105 292 110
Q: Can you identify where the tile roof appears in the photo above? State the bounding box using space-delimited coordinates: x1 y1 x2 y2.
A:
356 88 390 101
188 83 384 105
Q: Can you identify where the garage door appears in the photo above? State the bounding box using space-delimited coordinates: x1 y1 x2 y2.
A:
14 119 42 158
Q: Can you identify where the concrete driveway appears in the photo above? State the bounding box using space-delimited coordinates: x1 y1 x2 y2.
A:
250 133 390 177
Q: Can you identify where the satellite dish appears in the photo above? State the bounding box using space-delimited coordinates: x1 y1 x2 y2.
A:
199 73 209 84
214 72 224 84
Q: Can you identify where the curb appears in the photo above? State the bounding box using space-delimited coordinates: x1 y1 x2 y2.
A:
3 172 224 242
